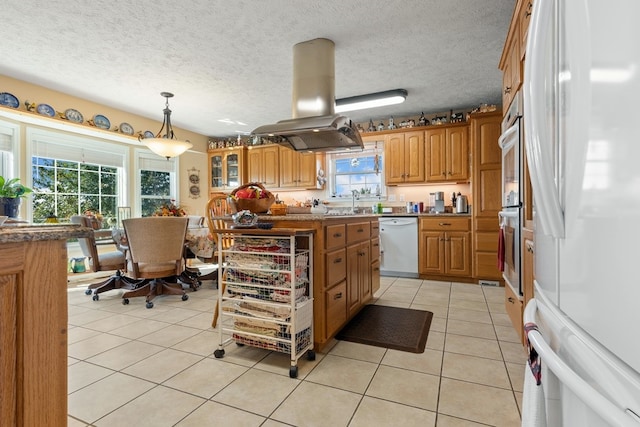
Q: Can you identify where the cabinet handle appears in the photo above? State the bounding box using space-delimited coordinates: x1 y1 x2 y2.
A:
504 86 512 94
372 243 379 248
334 292 343 300
508 297 515 304
333 233 342 238
439 222 451 226
357 228 364 233
334 257 343 263
526 2 532 17
527 246 534 253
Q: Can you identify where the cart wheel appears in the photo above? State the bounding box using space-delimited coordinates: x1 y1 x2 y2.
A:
122 298 129 305
85 289 92 295
306 350 316 361
236 342 245 347
289 366 298 378
214 349 225 358
182 294 189 301
92 294 99 301
146 301 154 309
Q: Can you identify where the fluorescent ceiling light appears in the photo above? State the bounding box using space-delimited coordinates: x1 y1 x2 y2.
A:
335 89 408 113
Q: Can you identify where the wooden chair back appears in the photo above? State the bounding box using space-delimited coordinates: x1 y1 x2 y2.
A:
206 194 234 253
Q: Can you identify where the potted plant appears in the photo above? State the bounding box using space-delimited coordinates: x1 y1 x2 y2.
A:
0 176 33 218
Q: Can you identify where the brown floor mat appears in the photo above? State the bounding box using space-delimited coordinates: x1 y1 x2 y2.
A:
336 305 433 353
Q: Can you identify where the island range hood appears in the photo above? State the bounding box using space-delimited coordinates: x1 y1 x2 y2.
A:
251 38 364 152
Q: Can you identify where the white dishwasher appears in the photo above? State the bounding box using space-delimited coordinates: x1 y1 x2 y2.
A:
379 216 419 278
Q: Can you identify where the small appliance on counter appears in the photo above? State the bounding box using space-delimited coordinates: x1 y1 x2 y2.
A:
456 193 468 213
432 191 445 213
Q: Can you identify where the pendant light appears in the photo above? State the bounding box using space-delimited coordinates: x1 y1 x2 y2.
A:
141 92 193 159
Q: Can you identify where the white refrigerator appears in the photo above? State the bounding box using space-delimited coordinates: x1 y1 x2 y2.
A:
522 0 640 425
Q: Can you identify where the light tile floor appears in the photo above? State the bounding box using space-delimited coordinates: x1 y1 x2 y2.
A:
66 274 525 426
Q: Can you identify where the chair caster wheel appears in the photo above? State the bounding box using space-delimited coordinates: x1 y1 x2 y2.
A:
214 349 225 358
146 301 154 309
289 366 298 378
85 289 92 295
307 350 316 361
92 294 99 301
182 294 189 301
122 298 129 305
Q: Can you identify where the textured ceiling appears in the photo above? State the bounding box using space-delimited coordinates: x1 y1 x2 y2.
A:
0 0 514 138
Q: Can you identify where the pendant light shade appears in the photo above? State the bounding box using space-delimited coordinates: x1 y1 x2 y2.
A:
141 92 192 159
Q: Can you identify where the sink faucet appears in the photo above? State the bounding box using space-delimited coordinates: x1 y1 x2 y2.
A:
351 190 360 214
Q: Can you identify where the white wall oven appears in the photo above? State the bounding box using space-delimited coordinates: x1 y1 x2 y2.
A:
499 91 523 296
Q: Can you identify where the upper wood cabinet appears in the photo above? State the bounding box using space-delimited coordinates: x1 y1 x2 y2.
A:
279 148 317 189
384 131 425 184
425 125 469 182
208 146 247 192
247 144 279 188
519 0 534 59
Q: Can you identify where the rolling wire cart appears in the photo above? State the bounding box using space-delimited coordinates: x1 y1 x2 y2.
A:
213 228 314 378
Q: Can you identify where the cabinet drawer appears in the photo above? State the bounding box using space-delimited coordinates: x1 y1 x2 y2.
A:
370 220 380 237
325 281 347 338
325 248 346 287
346 222 370 244
325 224 346 250
370 237 380 263
420 217 470 231
504 284 524 344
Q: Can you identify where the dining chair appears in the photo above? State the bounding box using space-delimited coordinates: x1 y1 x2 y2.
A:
120 217 190 308
70 215 142 300
206 193 233 328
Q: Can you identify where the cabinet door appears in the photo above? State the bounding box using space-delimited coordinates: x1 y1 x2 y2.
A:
419 231 444 274
297 152 316 188
523 237 534 306
359 242 372 304
247 148 263 184
225 152 241 188
425 128 446 182
384 133 406 184
446 232 471 276
446 126 469 181
404 131 425 183
371 259 381 296
346 243 361 316
279 147 297 188
262 145 280 188
209 153 224 189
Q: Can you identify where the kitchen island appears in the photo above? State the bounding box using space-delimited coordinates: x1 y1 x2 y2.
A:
215 214 379 352
0 224 91 426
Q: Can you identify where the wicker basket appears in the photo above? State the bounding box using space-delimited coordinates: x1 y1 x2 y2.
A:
230 182 275 213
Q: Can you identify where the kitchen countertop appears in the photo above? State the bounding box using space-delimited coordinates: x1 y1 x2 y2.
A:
0 223 92 243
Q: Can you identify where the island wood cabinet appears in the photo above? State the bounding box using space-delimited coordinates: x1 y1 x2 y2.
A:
419 217 471 278
384 131 425 184
279 147 316 189
0 226 89 426
247 144 280 188
470 111 503 281
425 124 469 182
259 216 380 352
208 146 247 193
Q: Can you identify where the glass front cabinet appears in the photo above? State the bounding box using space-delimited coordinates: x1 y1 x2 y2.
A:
208 146 247 194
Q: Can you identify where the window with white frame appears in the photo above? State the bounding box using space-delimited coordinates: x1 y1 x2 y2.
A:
328 142 384 198
27 128 127 224
137 152 178 217
0 121 19 179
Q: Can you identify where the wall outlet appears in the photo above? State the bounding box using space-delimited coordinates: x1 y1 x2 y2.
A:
388 195 396 202
399 194 405 202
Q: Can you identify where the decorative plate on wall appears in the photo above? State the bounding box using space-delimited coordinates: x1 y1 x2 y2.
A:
93 114 111 130
36 103 56 117
0 92 19 109
64 108 84 124
119 122 134 135
143 130 155 138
